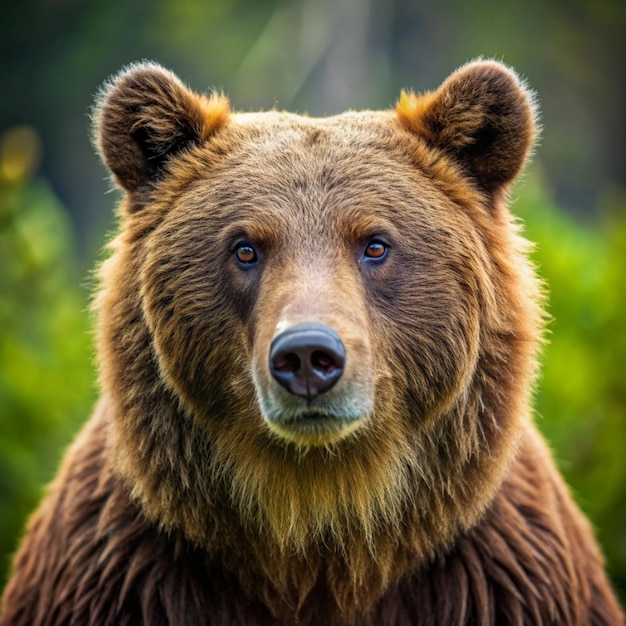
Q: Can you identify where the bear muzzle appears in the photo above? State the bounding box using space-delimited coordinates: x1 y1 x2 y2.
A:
254 319 374 446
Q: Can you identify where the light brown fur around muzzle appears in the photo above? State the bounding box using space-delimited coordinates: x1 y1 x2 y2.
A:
252 257 376 446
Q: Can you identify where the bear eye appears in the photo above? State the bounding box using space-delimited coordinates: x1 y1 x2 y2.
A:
363 239 388 261
234 241 258 266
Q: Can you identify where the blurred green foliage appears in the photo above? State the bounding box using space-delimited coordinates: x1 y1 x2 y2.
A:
0 169 95 582
516 174 626 601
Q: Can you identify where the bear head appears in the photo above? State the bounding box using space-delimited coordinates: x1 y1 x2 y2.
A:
93 60 542 574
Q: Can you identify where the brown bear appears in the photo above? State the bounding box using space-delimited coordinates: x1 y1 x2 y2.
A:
1 60 623 625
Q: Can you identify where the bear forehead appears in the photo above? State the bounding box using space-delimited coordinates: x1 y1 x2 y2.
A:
177 111 443 221
184 109 429 197
215 108 410 162
230 108 396 132
150 106 479 241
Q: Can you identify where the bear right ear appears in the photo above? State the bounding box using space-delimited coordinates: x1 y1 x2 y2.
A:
94 62 230 194
396 60 538 196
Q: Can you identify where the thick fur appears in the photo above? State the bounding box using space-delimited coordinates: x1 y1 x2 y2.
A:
1 61 623 625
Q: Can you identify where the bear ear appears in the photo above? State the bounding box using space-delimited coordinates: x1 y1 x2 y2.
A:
396 60 538 194
94 62 230 194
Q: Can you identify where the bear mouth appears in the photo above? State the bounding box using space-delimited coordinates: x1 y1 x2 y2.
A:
266 410 365 446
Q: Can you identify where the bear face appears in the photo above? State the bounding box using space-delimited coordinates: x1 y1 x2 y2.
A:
94 61 542 566
142 116 487 440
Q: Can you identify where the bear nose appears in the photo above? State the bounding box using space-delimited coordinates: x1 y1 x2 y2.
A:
269 323 345 399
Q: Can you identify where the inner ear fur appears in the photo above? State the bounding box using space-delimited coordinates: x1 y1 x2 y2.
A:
397 60 538 193
94 62 230 193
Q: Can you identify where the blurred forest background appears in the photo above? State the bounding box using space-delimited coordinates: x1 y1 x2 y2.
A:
1 0 625 606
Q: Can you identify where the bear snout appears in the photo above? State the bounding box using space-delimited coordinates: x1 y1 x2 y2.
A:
269 322 345 399
253 315 374 446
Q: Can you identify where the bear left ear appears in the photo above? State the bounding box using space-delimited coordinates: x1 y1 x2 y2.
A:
94 62 230 194
397 60 538 194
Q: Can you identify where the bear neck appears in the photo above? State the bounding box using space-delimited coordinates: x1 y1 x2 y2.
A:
102 374 528 614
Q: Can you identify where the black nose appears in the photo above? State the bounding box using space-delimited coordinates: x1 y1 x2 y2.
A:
269 323 345 399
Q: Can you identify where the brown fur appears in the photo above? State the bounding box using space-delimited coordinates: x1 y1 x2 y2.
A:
1 60 623 625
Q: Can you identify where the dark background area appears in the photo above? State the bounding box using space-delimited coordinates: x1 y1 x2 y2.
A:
1 0 625 606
